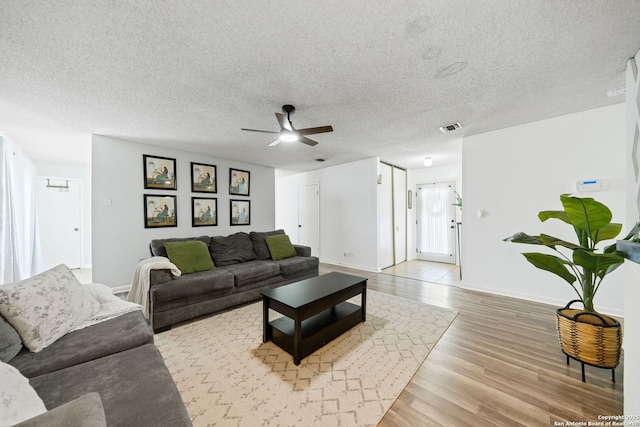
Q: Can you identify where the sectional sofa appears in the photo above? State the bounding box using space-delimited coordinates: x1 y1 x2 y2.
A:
0 264 191 426
148 230 319 332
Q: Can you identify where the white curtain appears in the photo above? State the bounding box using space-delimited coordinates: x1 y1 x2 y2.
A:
418 186 450 255
0 135 41 283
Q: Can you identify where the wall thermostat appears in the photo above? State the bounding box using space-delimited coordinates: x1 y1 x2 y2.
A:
576 179 604 192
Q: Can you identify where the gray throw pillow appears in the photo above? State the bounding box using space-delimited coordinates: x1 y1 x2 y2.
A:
0 314 23 362
209 232 257 266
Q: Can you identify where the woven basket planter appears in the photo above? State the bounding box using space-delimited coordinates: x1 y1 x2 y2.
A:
556 299 622 382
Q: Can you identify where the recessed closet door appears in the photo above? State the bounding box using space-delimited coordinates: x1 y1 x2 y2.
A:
392 167 407 264
378 163 394 269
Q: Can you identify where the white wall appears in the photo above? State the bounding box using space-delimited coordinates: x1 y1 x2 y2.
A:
624 51 640 416
462 103 627 316
407 162 462 261
275 157 379 272
92 135 275 290
34 160 92 269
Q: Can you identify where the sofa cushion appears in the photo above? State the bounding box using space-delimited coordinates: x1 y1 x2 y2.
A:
14 393 106 427
273 256 320 279
0 361 47 426
9 311 153 378
250 229 286 260
150 235 211 258
0 313 22 362
29 344 192 427
265 234 298 260
164 240 214 274
151 268 235 304
0 264 100 353
218 260 280 287
209 232 257 266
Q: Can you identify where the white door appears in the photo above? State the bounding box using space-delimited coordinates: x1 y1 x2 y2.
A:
37 178 82 269
416 181 457 264
392 166 407 264
378 163 394 269
298 184 320 256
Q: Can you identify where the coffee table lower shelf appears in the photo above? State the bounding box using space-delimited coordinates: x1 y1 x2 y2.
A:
268 301 362 364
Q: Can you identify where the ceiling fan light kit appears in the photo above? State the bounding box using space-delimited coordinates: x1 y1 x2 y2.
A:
241 104 333 147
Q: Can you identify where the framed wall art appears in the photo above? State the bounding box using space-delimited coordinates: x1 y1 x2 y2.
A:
230 199 250 225
191 162 217 193
144 194 177 228
229 168 250 196
143 155 176 190
192 197 217 227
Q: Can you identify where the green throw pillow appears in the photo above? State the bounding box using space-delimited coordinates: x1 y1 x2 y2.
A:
164 240 214 274
265 234 297 261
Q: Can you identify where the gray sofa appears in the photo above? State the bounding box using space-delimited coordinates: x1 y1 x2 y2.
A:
148 230 319 332
6 311 191 426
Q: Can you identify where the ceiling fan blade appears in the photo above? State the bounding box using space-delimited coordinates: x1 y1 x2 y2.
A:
275 113 292 131
268 138 282 147
299 136 319 147
297 125 333 136
241 128 280 134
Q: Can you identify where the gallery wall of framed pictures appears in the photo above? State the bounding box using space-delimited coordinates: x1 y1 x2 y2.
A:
142 154 252 228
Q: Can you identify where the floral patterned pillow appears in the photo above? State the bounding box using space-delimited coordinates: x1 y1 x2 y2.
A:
0 264 100 353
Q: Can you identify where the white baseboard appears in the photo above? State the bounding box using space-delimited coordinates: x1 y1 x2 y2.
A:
460 280 624 318
320 259 380 273
110 285 131 294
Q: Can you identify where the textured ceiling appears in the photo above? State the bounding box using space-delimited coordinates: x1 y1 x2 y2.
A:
1 1 639 171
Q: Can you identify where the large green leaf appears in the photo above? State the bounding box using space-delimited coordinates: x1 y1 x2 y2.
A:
522 252 577 285
573 249 625 279
503 232 544 245
538 210 570 224
560 194 612 234
539 234 581 250
592 223 622 245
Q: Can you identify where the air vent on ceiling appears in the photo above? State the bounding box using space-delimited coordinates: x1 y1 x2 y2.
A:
439 122 462 133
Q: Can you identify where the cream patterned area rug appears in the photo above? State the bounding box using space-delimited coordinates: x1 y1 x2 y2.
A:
155 290 457 427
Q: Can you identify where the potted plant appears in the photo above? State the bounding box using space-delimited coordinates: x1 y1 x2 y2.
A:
504 193 639 381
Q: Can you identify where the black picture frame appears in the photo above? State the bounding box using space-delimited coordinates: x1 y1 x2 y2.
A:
192 197 217 227
191 162 217 193
144 194 177 228
143 155 177 190
230 199 250 225
229 168 250 196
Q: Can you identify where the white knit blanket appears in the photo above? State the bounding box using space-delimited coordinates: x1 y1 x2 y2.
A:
127 257 181 319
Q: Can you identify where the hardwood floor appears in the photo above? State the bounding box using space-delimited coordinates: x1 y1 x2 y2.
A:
319 263 624 427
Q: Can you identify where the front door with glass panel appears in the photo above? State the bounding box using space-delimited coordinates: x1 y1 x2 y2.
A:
416 181 456 264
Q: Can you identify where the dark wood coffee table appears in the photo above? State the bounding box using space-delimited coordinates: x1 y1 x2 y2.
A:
261 272 367 365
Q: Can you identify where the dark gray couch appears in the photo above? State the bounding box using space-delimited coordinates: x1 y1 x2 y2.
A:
148 230 319 332
7 311 192 426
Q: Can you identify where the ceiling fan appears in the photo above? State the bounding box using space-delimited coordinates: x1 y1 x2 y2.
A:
241 104 333 147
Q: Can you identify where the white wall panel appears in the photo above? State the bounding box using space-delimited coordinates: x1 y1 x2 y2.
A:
462 104 627 316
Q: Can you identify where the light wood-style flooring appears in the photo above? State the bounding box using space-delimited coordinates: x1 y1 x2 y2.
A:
320 263 624 427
